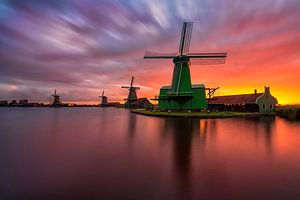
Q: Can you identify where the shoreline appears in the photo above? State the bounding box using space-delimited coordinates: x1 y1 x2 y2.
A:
0 105 124 108
131 109 272 119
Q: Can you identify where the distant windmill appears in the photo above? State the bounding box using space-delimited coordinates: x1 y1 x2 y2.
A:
99 90 108 107
121 76 140 108
144 21 227 110
51 89 62 106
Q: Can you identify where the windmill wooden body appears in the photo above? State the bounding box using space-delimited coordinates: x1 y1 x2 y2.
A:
144 22 227 110
121 76 140 108
51 89 62 106
99 90 108 107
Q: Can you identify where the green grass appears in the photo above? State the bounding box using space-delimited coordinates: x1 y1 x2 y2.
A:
131 109 258 118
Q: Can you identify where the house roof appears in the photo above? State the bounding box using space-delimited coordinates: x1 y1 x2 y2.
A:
209 93 263 104
130 98 152 106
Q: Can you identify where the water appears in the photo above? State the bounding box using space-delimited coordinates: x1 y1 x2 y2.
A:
1 107 300 200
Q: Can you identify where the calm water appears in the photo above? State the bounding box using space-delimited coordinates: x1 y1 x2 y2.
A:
1 108 300 200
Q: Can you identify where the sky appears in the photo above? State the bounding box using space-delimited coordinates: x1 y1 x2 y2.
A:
0 0 300 104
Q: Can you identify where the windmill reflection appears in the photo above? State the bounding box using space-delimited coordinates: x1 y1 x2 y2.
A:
163 118 202 198
127 113 137 143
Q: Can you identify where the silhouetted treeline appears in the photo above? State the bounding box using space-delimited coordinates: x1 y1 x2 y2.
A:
276 105 300 120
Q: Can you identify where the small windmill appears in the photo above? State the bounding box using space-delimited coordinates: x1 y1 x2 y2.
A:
144 21 227 110
99 90 108 107
121 76 140 108
51 89 62 106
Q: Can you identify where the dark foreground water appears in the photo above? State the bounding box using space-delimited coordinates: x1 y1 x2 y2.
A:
1 108 300 200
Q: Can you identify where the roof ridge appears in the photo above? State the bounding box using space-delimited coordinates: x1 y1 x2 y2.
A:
214 93 263 97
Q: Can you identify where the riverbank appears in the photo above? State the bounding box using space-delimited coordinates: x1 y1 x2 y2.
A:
131 109 267 118
276 105 300 120
0 104 124 108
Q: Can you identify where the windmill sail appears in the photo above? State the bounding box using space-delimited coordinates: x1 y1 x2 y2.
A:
186 52 227 58
130 77 134 87
179 22 193 55
190 57 226 65
144 51 177 59
187 53 227 65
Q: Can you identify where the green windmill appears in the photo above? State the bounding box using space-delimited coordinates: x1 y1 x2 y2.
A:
144 22 227 110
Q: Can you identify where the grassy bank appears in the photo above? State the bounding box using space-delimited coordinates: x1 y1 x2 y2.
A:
276 105 300 120
131 109 262 118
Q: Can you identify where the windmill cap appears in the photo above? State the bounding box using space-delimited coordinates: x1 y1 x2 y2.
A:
173 55 189 63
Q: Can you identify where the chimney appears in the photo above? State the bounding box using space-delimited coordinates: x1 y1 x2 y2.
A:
254 89 257 94
264 86 270 94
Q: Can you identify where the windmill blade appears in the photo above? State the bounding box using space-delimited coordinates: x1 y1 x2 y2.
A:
102 90 104 97
190 57 226 65
130 77 134 87
132 87 140 90
183 22 193 54
144 51 177 59
187 52 227 58
188 53 227 65
121 86 130 88
179 22 193 55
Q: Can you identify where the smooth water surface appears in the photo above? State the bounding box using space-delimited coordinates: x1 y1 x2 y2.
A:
1 107 300 200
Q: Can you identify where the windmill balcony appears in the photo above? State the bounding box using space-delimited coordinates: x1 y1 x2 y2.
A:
166 91 193 98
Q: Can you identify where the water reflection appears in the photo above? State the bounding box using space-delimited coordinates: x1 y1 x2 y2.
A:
246 116 276 155
163 118 200 198
127 113 137 143
162 117 279 199
1 108 300 200
198 119 218 149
